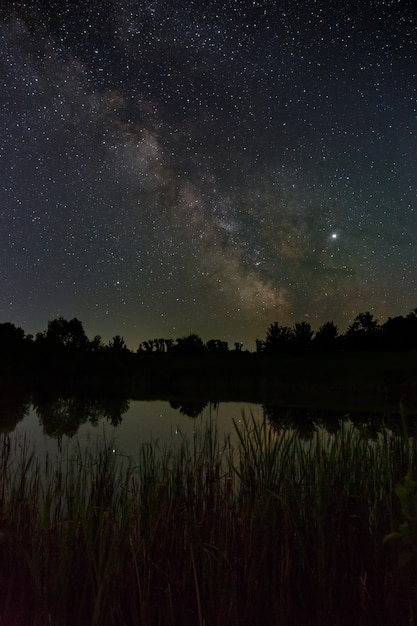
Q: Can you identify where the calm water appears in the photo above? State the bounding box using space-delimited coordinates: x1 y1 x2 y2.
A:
1 391 408 467
7 400 264 461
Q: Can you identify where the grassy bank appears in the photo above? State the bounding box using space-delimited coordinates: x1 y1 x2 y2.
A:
128 350 417 407
6 349 417 413
0 417 416 625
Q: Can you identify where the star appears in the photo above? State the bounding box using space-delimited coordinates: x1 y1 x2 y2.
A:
0 1 415 348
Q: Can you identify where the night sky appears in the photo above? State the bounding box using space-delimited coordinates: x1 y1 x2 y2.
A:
1 1 416 349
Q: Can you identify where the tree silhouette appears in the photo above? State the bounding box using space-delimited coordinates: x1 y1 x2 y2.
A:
344 312 380 350
262 322 293 354
89 335 104 352
164 338 175 353
255 338 264 353
107 335 128 352
292 321 313 354
312 321 339 353
0 322 29 373
138 340 154 353
381 312 417 351
45 316 88 349
173 334 206 356
33 317 90 374
0 322 25 349
349 312 379 333
206 339 229 353
138 338 173 353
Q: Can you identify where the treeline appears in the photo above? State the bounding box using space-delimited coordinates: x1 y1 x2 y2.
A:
258 309 417 354
137 310 417 355
0 309 416 376
137 336 241 354
137 309 417 355
0 317 133 379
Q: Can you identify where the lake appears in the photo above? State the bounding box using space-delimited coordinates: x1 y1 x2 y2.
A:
4 398 265 462
1 390 410 466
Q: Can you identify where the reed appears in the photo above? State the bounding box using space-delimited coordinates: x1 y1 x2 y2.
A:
0 417 415 625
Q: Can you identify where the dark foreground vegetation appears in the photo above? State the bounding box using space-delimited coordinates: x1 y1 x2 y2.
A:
1 417 417 626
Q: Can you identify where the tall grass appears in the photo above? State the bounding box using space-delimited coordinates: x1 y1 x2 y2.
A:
0 416 416 625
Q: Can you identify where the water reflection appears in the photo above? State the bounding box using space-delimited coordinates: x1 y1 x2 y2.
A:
169 400 209 418
263 404 417 440
0 386 31 434
0 388 415 457
32 390 130 438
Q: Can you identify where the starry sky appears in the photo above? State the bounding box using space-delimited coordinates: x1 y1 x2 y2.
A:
1 0 416 349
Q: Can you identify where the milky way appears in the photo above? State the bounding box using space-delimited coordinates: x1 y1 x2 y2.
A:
0 0 416 348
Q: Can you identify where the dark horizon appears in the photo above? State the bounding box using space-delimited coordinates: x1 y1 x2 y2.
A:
1 307 417 357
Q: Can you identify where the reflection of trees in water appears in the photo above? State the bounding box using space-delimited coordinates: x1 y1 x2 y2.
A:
32 392 130 438
315 411 343 435
346 411 383 441
262 406 293 432
0 388 31 433
169 400 208 418
33 396 93 439
347 410 417 440
263 406 391 439
263 406 317 440
99 395 130 426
